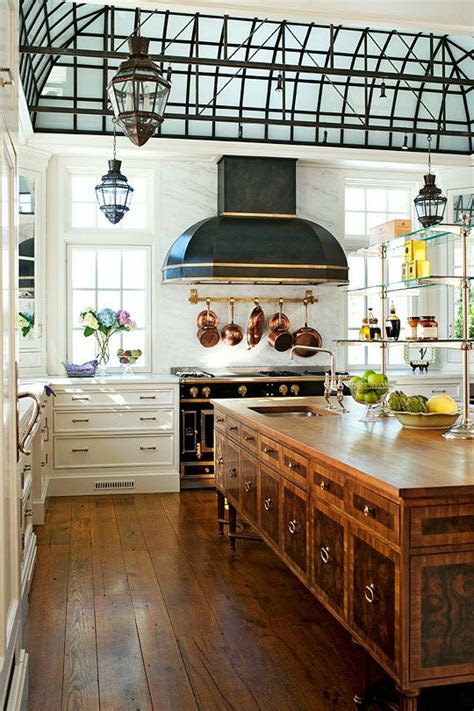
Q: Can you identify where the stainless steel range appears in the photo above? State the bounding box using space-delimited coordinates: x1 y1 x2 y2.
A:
173 366 348 488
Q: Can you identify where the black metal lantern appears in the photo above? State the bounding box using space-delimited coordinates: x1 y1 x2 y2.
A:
107 36 171 147
95 132 134 224
414 135 447 227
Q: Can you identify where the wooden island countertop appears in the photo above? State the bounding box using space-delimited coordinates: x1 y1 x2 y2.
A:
211 396 474 499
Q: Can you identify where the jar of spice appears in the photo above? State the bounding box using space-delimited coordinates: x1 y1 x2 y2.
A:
407 316 421 340
417 316 438 341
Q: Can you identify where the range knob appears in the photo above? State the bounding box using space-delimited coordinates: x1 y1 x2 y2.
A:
189 386 199 398
238 385 248 398
202 386 211 398
279 384 288 396
290 384 300 396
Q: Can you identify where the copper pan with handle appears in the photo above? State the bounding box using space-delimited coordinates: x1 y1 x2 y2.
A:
268 299 293 352
246 299 265 349
292 298 322 356
196 298 219 348
221 300 243 346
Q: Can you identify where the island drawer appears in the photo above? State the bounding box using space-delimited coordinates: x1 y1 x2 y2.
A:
53 388 174 408
311 460 346 509
214 412 226 432
240 425 258 454
226 417 242 441
54 434 174 469
410 503 474 548
282 447 310 488
347 483 400 546
54 408 174 433
259 435 281 469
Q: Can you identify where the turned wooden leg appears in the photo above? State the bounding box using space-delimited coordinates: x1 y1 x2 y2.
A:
228 503 237 551
351 638 369 709
397 688 420 711
217 491 225 534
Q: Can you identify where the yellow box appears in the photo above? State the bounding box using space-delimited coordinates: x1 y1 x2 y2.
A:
404 240 426 262
416 260 431 278
405 261 417 280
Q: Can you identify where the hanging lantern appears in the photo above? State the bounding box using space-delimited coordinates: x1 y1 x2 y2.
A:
95 131 134 225
414 135 447 227
107 36 171 147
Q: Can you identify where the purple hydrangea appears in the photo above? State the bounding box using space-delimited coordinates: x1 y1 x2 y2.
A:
97 307 116 327
116 309 132 327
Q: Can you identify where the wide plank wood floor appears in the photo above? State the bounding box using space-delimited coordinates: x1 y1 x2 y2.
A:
25 492 473 711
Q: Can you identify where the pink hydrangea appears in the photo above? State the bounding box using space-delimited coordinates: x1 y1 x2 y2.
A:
116 309 132 327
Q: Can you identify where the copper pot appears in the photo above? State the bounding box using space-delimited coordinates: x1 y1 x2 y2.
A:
221 301 243 346
196 298 218 329
247 300 265 349
292 299 322 357
197 325 220 348
268 300 292 352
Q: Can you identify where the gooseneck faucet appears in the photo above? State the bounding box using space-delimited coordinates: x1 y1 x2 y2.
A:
289 345 348 412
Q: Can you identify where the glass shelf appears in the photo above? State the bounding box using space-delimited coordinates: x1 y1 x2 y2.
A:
335 338 473 350
349 222 473 257
345 275 473 295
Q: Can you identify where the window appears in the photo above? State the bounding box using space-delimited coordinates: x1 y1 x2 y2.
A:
345 181 416 368
68 245 151 369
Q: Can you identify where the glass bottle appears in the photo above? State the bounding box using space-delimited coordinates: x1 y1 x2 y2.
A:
385 302 401 340
359 317 371 341
370 317 382 340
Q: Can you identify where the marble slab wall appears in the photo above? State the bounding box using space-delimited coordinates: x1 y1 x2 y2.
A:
155 160 345 371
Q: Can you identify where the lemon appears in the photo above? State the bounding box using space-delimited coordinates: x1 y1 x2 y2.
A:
426 394 458 414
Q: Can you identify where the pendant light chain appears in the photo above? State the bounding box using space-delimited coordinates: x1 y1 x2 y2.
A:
427 134 432 174
113 123 117 161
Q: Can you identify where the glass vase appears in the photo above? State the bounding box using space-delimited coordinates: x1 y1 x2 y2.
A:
95 335 111 377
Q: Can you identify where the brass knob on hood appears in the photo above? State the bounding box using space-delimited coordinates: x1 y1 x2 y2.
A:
189 386 199 398
290 384 300 396
202 386 211 398
279 384 288 396
238 385 248 397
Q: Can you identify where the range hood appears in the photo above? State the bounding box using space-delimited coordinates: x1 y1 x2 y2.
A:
162 156 348 285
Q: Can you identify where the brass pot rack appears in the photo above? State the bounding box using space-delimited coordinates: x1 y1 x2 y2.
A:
189 288 317 305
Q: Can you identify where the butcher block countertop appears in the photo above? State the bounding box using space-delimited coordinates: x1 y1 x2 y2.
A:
211 396 474 499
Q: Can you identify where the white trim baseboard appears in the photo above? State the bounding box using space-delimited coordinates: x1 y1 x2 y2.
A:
47 470 180 496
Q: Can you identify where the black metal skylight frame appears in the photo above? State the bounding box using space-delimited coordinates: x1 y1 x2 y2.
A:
19 1 474 154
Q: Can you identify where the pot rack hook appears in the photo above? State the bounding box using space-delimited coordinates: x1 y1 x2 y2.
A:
254 297 259 305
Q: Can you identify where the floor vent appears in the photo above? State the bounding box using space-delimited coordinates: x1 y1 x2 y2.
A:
94 480 135 490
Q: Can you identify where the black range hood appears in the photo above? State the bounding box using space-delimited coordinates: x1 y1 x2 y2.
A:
162 156 348 285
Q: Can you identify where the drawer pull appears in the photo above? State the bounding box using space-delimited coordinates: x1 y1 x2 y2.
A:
72 448 89 453
319 480 330 490
288 519 300 535
287 461 299 471
140 416 157 421
431 388 447 394
229 426 238 431
244 481 253 493
320 545 331 564
364 584 378 604
72 396 89 401
24 464 31 472
363 504 376 518
263 497 273 511
216 456 223 465
72 418 89 423
24 509 32 517
263 446 275 454
244 435 255 442
140 446 157 451
216 418 225 423
140 395 157 400
229 468 238 477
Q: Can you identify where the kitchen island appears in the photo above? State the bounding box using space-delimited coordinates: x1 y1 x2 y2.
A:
212 396 474 711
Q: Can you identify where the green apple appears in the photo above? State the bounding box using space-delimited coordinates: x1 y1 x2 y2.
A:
364 390 379 404
356 380 370 394
348 376 361 389
362 369 376 380
367 373 387 387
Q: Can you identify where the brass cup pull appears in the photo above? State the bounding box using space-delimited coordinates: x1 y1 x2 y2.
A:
364 584 378 604
288 519 300 535
244 481 253 492
363 504 375 518
229 426 238 431
263 447 274 454
229 467 238 477
264 498 273 511
288 461 299 470
216 418 224 423
319 480 329 490
216 457 224 465
72 448 89 453
244 435 254 442
320 545 331 564
72 418 89 423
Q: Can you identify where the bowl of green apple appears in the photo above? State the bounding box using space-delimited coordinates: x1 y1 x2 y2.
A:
348 370 390 422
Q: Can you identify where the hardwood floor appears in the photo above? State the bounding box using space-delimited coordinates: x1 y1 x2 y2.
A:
25 492 473 711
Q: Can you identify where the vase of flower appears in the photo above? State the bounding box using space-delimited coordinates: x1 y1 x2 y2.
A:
18 311 35 339
80 307 136 377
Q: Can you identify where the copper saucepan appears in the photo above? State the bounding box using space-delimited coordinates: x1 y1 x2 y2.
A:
197 298 219 348
221 300 243 346
247 299 265 349
196 298 218 329
292 299 322 357
268 299 293 352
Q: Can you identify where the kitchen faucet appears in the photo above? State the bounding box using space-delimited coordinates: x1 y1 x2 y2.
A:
289 346 348 412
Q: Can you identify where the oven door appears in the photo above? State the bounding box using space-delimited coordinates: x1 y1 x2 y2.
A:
200 408 214 454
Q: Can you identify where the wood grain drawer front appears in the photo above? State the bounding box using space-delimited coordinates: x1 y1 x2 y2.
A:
259 435 281 469
214 431 226 493
410 504 474 548
54 388 174 409
410 551 474 682
241 426 258 454
241 451 259 524
225 439 241 505
311 501 347 620
259 465 281 547
226 417 242 442
54 409 174 434
311 461 345 508
54 434 174 469
214 412 226 432
282 447 309 488
348 483 400 545
350 531 399 671
282 481 309 580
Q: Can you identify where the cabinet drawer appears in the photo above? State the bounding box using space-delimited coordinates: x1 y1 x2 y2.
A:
410 503 474 548
54 388 175 409
311 460 346 508
259 464 281 547
54 408 174 433
282 480 309 581
348 483 400 545
241 450 259 524
311 500 347 620
259 435 281 469
54 434 174 469
282 447 309 488
240 425 258 454
214 412 226 432
396 382 460 400
226 417 241 441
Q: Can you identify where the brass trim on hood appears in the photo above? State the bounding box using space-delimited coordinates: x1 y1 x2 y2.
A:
163 276 349 284
220 211 297 218
162 262 349 272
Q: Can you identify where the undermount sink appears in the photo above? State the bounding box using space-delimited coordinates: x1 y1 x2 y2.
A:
249 405 324 418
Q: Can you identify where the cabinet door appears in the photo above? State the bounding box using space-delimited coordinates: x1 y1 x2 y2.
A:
214 431 225 493
349 529 399 673
225 438 240 505
241 450 258 524
311 500 347 620
259 464 280 547
282 480 309 581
